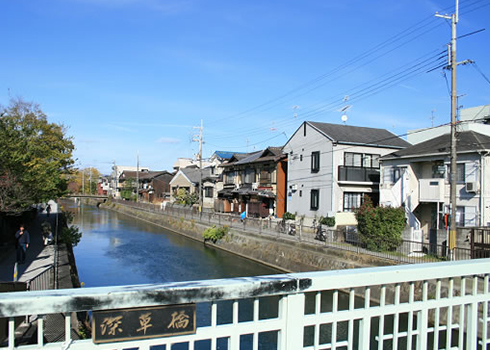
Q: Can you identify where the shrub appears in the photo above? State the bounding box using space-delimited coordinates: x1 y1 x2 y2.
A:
355 196 405 252
282 212 296 220
59 225 82 247
175 188 198 206
203 225 230 243
319 216 336 227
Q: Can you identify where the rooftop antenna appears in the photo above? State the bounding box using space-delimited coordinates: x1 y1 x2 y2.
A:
430 109 436 127
340 105 351 125
292 105 300 118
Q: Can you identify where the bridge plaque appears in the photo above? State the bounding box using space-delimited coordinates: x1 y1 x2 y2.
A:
92 304 196 344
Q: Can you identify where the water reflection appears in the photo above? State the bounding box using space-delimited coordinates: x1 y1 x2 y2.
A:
66 202 279 287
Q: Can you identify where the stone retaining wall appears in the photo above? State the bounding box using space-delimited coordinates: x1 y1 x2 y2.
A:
99 201 397 273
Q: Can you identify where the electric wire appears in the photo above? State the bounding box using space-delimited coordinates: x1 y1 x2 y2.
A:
208 50 446 143
204 0 487 152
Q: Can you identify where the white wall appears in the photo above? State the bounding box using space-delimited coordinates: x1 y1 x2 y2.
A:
283 123 334 219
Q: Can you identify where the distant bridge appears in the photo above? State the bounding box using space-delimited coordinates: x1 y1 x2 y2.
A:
63 194 109 199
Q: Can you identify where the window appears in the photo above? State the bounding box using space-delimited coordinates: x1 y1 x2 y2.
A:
457 163 465 182
310 189 319 210
311 151 320 173
260 169 271 182
455 206 465 227
456 206 477 227
344 152 380 168
244 169 255 184
204 187 214 198
225 171 235 185
449 163 466 182
343 192 363 212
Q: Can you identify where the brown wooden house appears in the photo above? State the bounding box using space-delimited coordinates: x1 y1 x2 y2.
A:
217 147 287 218
119 170 174 203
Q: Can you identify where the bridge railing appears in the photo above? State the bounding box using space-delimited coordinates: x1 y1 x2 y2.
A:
1 259 489 349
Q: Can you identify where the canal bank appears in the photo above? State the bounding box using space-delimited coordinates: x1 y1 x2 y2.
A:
98 200 397 274
94 200 478 330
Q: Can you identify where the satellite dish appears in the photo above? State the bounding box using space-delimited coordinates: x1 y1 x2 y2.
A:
341 114 348 123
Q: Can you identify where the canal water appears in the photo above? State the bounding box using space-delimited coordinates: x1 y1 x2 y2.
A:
69 203 280 287
67 203 423 349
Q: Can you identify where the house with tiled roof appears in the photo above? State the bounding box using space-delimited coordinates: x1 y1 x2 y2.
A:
217 147 288 218
283 121 410 225
119 170 173 203
380 130 490 247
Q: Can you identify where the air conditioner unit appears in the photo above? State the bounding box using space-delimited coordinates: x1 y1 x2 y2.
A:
466 182 479 193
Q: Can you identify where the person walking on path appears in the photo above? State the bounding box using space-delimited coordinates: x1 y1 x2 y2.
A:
15 224 30 264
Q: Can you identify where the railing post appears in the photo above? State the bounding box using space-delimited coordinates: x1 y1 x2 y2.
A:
358 286 371 350
281 293 305 349
465 276 479 350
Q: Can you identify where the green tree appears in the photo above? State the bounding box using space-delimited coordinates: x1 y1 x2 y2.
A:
0 98 74 214
121 177 136 200
175 188 198 206
355 196 406 252
71 167 102 194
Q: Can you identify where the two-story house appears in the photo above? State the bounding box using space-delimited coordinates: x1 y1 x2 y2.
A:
111 165 150 198
283 121 410 225
379 130 490 245
217 147 287 218
169 167 216 208
119 170 174 202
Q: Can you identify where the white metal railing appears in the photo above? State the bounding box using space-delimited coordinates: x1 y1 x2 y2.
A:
1 259 489 349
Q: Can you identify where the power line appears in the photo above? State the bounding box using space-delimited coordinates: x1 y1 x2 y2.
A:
206 9 448 126
472 62 490 87
208 50 446 143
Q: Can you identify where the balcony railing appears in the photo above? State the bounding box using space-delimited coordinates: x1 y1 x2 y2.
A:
1 259 489 349
338 166 380 183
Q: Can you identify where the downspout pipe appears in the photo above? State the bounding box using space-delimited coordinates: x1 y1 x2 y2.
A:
480 151 489 226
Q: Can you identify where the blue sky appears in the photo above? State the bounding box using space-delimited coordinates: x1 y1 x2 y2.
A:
1 0 489 174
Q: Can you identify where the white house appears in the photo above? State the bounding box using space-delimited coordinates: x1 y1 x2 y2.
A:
379 130 490 245
283 121 410 225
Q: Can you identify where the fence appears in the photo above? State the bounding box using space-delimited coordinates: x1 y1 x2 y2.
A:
26 265 55 291
111 199 477 265
1 258 489 349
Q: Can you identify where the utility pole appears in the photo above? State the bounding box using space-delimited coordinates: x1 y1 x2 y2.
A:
193 120 203 216
436 0 459 256
136 153 140 203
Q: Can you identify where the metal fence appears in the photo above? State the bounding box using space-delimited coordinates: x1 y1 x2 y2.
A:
1 259 489 349
111 199 477 265
26 265 54 291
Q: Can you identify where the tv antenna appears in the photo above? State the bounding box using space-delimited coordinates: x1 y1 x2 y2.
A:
340 105 351 124
292 105 300 118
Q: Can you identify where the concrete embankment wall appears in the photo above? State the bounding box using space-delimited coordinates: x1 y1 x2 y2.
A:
97 201 397 273
83 200 479 333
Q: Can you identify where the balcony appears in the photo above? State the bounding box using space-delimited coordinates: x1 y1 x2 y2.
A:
338 166 380 183
419 178 445 202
